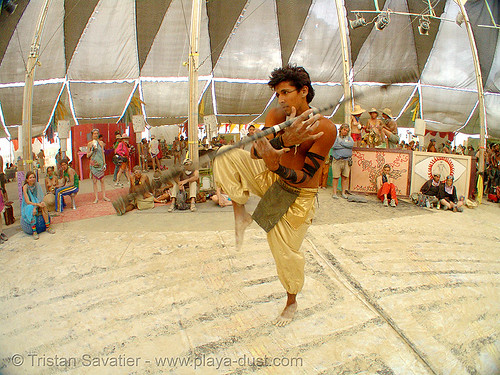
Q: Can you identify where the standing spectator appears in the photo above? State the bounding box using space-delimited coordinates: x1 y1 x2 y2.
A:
376 164 398 207
0 180 7 243
330 124 353 199
438 175 464 212
364 108 382 147
467 145 475 156
0 150 6 201
241 124 256 152
114 134 131 187
180 136 188 162
149 135 160 172
140 138 150 171
350 104 365 147
319 151 331 189
37 149 45 173
380 108 399 149
87 129 110 203
55 149 65 177
172 136 181 165
427 138 437 153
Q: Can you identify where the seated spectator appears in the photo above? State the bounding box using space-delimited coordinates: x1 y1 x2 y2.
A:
169 159 199 212
418 173 441 208
122 166 154 213
376 164 398 207
54 159 79 212
152 170 172 204
211 187 232 207
331 123 353 199
438 175 464 212
44 166 58 194
21 171 55 240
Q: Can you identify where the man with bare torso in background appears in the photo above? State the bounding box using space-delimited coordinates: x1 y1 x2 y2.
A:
214 65 336 326
364 108 383 147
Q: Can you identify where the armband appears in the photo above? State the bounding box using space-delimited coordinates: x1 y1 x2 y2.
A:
269 135 284 150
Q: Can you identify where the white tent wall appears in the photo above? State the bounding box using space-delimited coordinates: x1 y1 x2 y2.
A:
0 0 498 140
352 0 419 83
288 0 344 83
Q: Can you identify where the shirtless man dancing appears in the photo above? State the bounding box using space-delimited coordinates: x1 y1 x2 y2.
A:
213 65 336 327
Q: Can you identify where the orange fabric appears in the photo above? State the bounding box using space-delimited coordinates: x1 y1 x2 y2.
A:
377 182 398 205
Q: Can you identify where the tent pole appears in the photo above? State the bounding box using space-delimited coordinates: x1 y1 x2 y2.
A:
335 0 352 125
455 0 486 174
21 0 52 172
188 0 202 166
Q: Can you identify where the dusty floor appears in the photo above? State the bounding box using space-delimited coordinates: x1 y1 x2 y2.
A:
0 171 499 374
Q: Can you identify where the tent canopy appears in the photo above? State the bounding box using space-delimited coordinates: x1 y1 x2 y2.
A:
0 0 498 139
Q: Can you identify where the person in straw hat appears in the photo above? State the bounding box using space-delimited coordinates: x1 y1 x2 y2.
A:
381 108 400 149
364 108 383 148
350 104 365 147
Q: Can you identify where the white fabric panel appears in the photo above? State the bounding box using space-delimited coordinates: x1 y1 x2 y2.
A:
421 86 477 132
353 0 418 83
0 83 62 126
309 84 344 117
143 81 187 119
67 0 138 80
150 124 180 143
352 84 416 119
289 0 343 82
69 82 135 120
485 94 500 138
213 0 281 80
215 81 272 115
421 0 475 89
141 0 212 77
485 36 500 93
0 0 66 83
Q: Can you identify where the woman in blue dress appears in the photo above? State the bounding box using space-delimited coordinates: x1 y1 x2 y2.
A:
21 171 55 240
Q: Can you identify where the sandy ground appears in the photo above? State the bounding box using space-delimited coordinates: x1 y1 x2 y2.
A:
0 167 499 374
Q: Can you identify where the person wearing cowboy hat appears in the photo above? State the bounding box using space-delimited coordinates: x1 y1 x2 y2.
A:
364 108 383 148
114 133 131 187
380 108 400 149
427 138 437 153
350 104 365 147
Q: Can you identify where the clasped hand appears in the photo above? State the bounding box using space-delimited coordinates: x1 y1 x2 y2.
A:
281 107 323 147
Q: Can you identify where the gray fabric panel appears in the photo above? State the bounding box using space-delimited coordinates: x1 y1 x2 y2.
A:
206 0 247 69
276 0 312 66
136 0 172 72
64 0 99 69
0 0 30 66
465 0 499 88
0 82 62 127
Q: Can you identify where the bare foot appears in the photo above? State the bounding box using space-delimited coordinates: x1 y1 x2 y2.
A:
273 302 297 327
93 198 98 204
234 206 252 250
103 196 111 202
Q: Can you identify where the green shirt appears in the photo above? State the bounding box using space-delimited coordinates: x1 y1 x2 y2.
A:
64 169 79 188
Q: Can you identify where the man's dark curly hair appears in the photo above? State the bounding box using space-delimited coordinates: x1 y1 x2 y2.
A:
268 64 315 104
